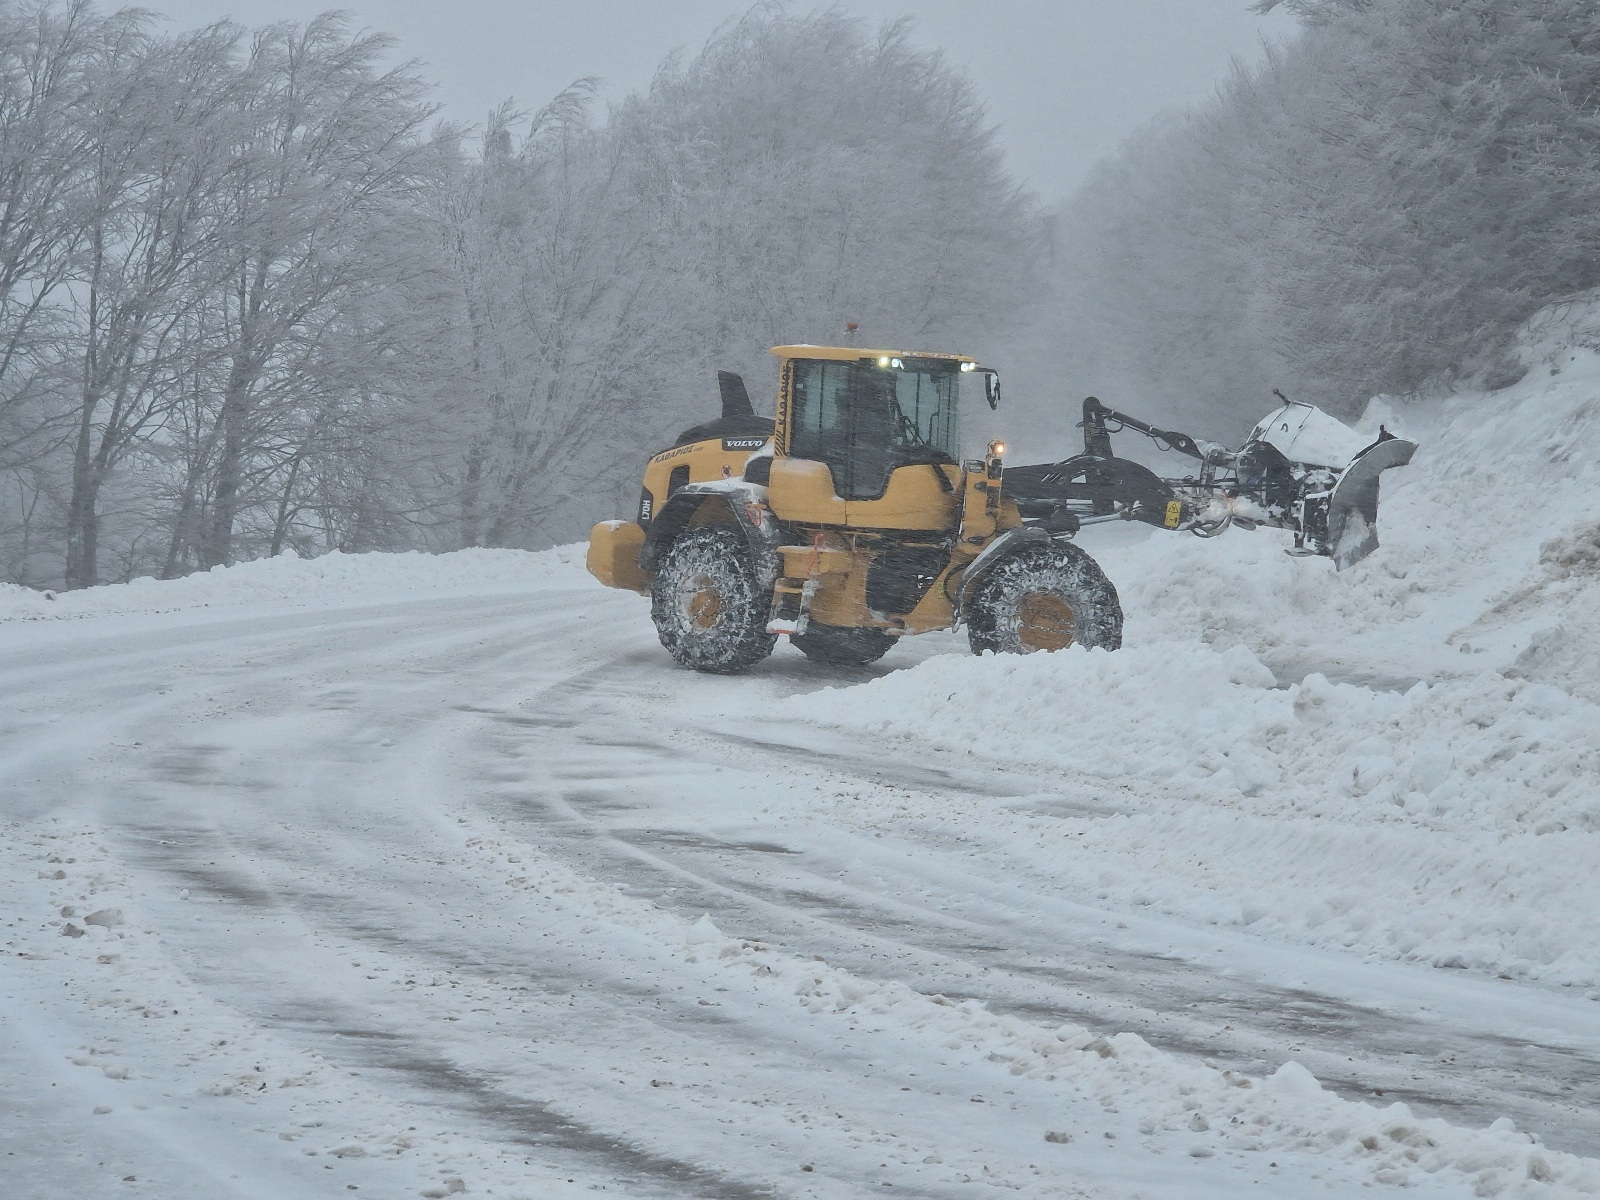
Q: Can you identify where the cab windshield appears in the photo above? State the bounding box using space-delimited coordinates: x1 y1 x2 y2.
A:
789 357 962 500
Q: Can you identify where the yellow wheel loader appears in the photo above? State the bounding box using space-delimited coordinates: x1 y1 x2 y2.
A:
586 345 1414 673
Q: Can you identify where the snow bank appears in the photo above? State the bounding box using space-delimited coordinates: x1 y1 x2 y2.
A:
0 544 588 623
787 638 1600 982
1109 306 1600 700
788 642 1600 836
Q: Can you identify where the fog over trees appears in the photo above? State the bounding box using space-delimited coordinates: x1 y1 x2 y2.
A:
2 0 1597 587
1049 0 1600 434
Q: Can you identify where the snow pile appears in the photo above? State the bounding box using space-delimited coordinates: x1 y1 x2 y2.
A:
0 545 588 622
788 643 1600 836
782 639 1600 983
799 640 1289 799
1110 307 1600 698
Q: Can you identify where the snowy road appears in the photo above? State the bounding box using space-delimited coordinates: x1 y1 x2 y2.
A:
5 547 1599 1199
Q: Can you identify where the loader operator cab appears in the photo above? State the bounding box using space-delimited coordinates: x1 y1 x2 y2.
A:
770 346 1000 531
788 356 963 499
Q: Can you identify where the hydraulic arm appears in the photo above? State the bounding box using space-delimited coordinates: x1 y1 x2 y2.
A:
1005 395 1416 569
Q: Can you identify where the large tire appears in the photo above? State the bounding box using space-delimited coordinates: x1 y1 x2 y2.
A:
651 526 776 673
790 623 895 666
966 542 1123 656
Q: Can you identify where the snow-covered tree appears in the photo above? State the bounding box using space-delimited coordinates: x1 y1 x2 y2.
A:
192 14 435 569
58 21 246 587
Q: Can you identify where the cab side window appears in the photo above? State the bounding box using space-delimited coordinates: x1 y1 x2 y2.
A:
790 360 856 495
788 358 960 501
791 362 849 448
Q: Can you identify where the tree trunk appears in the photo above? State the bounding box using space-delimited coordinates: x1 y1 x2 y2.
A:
63 395 101 589
161 476 203 579
203 357 251 568
459 441 484 547
268 451 304 556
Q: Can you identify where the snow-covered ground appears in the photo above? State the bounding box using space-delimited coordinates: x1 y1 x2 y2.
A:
6 312 1600 1198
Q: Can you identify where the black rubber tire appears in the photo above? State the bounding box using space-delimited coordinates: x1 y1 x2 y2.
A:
966 542 1123 656
651 526 776 673
789 623 895 666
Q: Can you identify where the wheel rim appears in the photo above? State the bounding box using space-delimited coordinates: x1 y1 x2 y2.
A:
683 575 724 630
1017 592 1076 652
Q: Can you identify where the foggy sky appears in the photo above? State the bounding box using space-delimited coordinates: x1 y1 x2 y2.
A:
144 0 1298 202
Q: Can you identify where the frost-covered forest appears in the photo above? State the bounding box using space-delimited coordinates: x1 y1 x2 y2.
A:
1050 0 1600 431
0 1 1028 586
2 0 1597 588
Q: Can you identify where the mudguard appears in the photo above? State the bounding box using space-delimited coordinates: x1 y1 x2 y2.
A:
952 526 1053 623
1326 435 1417 569
638 481 782 587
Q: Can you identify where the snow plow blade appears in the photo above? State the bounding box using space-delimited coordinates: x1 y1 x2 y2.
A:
1326 434 1417 570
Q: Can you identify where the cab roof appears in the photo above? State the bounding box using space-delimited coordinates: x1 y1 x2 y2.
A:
769 344 977 365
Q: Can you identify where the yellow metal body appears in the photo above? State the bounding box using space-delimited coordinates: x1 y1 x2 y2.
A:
586 520 650 593
639 438 767 529
589 344 1020 638
762 459 969 535
850 461 961 531
766 458 846 525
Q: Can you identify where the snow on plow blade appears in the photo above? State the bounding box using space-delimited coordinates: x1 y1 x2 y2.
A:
1325 434 1417 569
1248 401 1416 570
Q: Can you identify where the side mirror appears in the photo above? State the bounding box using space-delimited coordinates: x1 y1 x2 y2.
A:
983 369 1000 410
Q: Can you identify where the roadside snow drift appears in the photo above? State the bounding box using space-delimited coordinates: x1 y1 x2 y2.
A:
0 544 588 622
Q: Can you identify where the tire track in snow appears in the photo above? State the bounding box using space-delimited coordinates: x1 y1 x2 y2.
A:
472 653 1600 1157
101 764 1045 1200
10 582 1600 1189
7 592 1044 1197
6 588 788 1198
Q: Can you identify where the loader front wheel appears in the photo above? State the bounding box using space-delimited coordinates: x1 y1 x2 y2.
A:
790 623 895 667
651 526 776 673
967 543 1123 656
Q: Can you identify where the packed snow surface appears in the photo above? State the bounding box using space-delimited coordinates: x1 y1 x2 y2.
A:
5 305 1600 1197
0 545 578 622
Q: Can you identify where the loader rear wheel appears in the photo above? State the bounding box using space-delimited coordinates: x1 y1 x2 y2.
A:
967 543 1123 656
790 623 895 667
651 526 776 673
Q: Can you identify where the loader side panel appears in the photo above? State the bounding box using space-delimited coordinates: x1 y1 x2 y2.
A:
639 436 770 529
844 463 961 532
766 458 848 525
